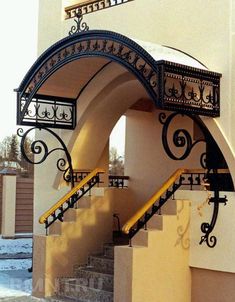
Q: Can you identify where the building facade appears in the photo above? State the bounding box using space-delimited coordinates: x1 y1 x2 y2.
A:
16 1 235 301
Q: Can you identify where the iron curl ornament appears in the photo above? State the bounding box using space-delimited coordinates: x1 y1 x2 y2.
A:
17 127 74 188
159 112 206 164
199 189 227 248
68 12 89 36
158 112 230 248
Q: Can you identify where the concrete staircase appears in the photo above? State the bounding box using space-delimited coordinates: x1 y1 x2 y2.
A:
43 198 191 302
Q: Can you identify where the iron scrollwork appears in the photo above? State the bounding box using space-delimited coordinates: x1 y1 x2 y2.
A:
199 172 227 248
159 112 206 164
199 191 227 248
159 112 229 248
156 60 221 117
19 94 76 129
69 12 89 36
17 127 74 188
18 33 159 125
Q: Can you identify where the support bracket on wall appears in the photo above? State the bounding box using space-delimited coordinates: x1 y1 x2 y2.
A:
159 112 207 166
199 190 227 248
17 127 74 188
159 112 230 248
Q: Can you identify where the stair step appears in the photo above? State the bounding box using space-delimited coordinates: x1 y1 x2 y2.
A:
147 214 163 230
74 267 113 291
57 281 113 302
161 199 177 215
44 296 78 302
88 255 114 274
103 244 114 259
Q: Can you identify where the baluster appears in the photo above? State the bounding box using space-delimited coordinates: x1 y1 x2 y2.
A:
121 178 124 188
151 204 158 214
45 219 49 235
144 212 150 230
57 206 64 222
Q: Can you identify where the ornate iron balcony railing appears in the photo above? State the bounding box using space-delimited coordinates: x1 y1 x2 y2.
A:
17 93 76 129
72 170 129 188
109 175 129 188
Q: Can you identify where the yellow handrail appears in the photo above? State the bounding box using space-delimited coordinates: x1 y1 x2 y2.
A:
39 168 105 224
122 168 229 234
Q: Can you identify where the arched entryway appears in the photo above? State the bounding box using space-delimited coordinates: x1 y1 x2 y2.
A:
16 29 235 301
16 29 233 240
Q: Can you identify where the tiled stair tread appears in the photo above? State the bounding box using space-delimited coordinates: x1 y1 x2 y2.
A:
103 244 114 258
44 297 78 302
57 283 113 302
61 278 113 293
78 266 114 276
63 269 113 288
90 252 114 259
89 255 114 261
88 255 114 274
59 283 114 294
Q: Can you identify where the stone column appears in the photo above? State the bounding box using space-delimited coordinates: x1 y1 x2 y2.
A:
1 175 17 238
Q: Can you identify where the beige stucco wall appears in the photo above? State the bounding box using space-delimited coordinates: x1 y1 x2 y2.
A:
191 267 235 302
176 190 235 273
125 109 205 207
1 175 16 238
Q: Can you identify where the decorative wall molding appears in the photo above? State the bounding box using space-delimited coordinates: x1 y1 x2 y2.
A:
65 0 134 19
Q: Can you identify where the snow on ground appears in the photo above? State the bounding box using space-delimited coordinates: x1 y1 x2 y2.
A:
0 238 32 255
0 270 32 297
0 238 33 298
0 260 32 271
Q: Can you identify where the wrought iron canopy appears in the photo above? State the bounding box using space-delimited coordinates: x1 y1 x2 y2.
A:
16 30 221 129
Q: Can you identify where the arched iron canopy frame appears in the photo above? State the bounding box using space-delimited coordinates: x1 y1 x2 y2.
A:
16 29 221 127
16 30 160 126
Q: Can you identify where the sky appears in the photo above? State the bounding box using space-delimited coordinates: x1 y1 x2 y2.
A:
0 0 125 155
0 1 39 141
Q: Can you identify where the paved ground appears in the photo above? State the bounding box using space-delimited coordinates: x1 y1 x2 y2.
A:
0 297 40 301
0 270 32 299
0 238 45 301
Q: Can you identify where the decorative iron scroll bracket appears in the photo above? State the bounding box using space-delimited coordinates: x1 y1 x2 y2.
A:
199 190 227 248
159 112 206 167
17 127 74 188
69 12 89 36
159 111 230 248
